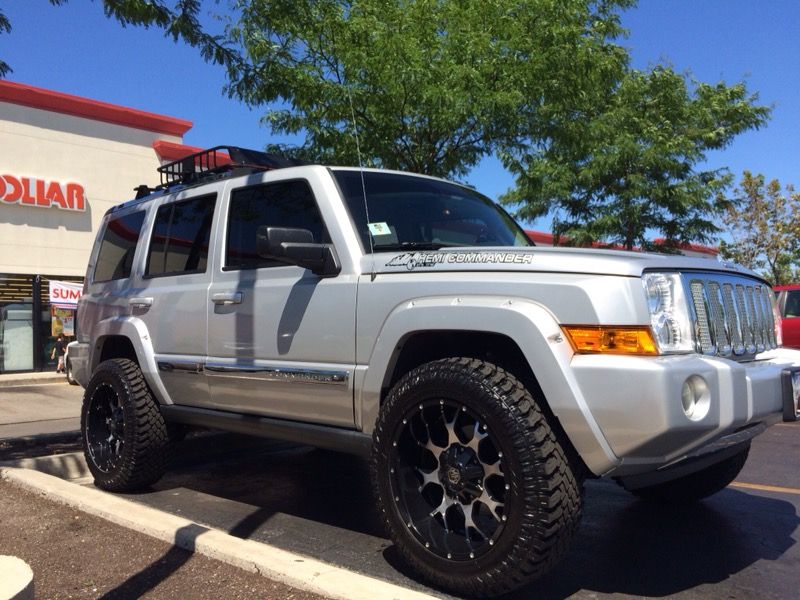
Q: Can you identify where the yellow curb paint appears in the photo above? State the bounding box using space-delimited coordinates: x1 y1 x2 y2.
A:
731 481 800 496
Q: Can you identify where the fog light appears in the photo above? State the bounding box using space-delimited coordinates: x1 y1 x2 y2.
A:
681 375 710 420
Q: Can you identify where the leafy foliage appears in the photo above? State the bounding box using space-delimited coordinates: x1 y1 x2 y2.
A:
2 1 773 254
225 0 634 177
719 172 800 285
501 67 770 250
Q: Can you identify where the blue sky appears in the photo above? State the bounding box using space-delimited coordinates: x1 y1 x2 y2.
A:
2 1 798 234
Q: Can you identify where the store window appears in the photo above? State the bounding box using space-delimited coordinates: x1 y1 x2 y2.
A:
0 274 83 373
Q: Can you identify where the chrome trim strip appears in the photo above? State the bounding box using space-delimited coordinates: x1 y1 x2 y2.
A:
204 362 349 386
158 361 204 374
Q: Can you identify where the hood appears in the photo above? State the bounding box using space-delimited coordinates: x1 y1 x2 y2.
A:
367 246 763 280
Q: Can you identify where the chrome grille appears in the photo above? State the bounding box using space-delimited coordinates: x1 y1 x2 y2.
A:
684 274 777 360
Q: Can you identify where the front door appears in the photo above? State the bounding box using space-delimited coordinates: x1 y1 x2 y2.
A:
204 178 357 427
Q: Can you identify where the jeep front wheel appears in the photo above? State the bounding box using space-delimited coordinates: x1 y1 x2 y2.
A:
81 358 170 491
371 357 583 598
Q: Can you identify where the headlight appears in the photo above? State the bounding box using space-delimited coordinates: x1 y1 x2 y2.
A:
642 272 694 354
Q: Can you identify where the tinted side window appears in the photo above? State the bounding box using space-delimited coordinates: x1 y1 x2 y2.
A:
93 211 146 282
146 194 216 277
784 290 800 318
226 180 328 270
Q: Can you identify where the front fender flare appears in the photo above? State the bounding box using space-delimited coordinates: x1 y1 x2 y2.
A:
358 295 620 475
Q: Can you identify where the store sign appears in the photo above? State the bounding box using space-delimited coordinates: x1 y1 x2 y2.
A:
0 174 86 212
49 280 83 309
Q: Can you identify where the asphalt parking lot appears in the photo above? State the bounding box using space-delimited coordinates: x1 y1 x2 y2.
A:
2 379 799 599
74 422 800 598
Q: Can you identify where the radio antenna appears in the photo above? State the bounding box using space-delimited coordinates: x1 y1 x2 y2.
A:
346 85 376 280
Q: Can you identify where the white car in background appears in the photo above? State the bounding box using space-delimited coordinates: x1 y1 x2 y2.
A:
64 341 79 385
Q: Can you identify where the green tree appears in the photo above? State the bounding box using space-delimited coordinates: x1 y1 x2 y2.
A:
224 0 634 178
3 0 634 179
719 172 800 285
3 1 771 252
501 67 770 250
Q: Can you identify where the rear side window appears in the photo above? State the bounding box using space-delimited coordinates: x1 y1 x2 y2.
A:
146 194 216 277
225 180 328 270
93 211 146 282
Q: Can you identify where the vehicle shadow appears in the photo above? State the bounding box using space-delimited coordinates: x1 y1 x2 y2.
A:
127 434 799 598
502 480 799 599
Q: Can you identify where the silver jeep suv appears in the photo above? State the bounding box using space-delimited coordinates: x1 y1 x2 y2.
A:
69 146 800 598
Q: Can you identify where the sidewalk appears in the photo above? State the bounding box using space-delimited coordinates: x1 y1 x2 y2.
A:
0 371 65 388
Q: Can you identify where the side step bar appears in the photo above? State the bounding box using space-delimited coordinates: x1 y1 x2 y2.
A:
160 405 372 457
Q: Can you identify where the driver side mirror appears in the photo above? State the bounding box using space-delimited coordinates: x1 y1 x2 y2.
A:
256 226 341 278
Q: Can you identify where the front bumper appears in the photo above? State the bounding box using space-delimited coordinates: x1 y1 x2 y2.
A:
571 347 800 478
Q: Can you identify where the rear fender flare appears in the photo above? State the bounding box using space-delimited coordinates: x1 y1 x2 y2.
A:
89 316 172 405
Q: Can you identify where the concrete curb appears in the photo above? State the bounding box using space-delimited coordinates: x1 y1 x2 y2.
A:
0 374 65 388
0 555 34 600
1 451 89 480
0 464 440 600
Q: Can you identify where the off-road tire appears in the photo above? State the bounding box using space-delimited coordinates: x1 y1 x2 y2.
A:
630 444 750 504
371 357 583 598
81 358 170 491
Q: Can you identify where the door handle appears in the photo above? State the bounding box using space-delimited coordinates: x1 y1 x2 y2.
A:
129 297 153 309
212 292 243 305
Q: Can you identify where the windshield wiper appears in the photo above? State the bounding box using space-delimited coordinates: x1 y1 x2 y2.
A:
373 241 459 251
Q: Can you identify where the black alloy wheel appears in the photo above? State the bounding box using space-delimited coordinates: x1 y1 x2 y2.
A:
390 398 508 561
85 382 126 473
372 357 584 598
81 358 169 491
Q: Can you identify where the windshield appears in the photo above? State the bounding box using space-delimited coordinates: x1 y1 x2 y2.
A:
332 170 531 252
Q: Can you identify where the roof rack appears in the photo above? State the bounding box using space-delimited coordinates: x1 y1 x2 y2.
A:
135 146 308 198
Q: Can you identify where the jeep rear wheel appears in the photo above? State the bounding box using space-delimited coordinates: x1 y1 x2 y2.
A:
371 357 583 598
81 358 170 491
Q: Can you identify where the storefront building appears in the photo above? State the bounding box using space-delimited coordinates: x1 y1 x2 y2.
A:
0 80 197 373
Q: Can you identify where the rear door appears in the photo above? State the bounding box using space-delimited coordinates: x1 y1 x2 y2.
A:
132 187 220 405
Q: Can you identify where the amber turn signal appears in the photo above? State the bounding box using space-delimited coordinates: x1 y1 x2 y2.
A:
562 326 659 356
